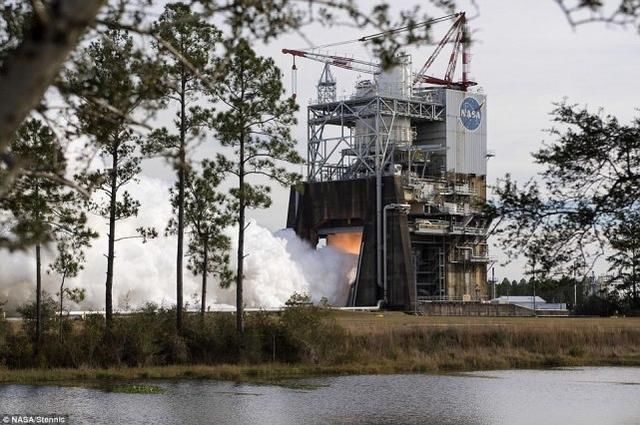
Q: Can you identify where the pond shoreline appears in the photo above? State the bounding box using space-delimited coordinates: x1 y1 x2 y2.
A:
2 355 640 387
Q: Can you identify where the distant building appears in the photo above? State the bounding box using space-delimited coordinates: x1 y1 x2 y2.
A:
490 296 568 314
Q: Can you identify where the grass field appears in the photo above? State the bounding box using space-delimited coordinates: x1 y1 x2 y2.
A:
332 311 640 333
1 311 639 385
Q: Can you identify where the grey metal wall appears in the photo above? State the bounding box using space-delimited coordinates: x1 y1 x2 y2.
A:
444 89 487 176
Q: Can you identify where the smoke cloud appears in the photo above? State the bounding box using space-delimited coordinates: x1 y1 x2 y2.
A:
233 224 357 307
0 177 357 314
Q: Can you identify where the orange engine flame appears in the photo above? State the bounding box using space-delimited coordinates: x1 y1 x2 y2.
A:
327 232 362 256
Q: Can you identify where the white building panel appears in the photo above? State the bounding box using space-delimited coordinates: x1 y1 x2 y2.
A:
444 89 487 176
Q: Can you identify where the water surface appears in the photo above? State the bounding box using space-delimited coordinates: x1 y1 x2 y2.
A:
1 367 639 424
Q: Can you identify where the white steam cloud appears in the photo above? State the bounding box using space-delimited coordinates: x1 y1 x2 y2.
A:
0 177 357 314
234 224 357 307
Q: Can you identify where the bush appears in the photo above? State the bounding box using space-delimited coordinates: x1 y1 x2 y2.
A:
0 293 350 369
279 293 347 363
577 295 619 316
17 294 57 342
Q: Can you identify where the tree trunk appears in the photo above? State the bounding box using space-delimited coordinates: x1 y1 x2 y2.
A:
201 244 208 318
633 252 638 307
35 243 42 347
176 67 187 333
58 274 66 341
236 131 246 336
105 145 118 329
0 0 104 152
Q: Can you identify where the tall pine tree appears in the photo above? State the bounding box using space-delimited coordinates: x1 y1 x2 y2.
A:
66 30 161 328
167 160 232 317
212 39 302 335
146 3 221 331
1 119 93 347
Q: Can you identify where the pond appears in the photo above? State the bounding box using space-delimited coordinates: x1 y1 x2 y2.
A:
1 367 639 424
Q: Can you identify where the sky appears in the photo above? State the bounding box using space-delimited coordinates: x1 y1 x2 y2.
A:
2 0 640 311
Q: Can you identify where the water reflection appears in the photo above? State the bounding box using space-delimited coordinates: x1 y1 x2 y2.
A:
0 367 639 424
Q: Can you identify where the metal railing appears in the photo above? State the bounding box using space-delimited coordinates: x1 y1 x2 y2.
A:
417 295 489 303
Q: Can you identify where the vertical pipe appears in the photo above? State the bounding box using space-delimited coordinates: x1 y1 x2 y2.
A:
383 206 388 304
375 99 383 293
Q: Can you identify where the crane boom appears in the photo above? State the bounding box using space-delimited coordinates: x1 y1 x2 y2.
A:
282 49 381 75
413 15 463 84
413 12 476 89
282 11 476 95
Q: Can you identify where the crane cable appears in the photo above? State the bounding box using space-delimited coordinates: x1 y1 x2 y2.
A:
358 13 461 43
299 12 461 52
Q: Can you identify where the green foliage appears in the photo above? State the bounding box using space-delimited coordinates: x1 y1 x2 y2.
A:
145 5 226 327
1 119 87 250
576 294 620 316
49 217 95 329
144 3 222 173
491 104 640 307
0 294 348 368
607 216 640 306
0 2 29 64
176 163 233 286
280 293 347 363
65 29 163 323
67 29 162 226
212 38 303 333
17 295 57 339
213 38 303 205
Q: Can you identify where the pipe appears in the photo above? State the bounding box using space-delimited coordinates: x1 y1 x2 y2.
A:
333 299 384 311
375 102 382 295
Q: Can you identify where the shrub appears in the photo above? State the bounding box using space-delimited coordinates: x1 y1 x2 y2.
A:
279 294 347 364
17 294 57 342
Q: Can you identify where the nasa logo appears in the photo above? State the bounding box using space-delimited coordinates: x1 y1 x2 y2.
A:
459 97 482 132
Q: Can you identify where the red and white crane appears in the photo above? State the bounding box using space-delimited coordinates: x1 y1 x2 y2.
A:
282 12 476 97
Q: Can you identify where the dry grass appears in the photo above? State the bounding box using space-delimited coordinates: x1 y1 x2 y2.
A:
333 311 640 334
333 312 640 374
1 312 639 385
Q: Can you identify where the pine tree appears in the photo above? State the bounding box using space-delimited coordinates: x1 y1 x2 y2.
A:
66 30 161 328
167 160 233 317
146 3 221 332
212 39 303 335
49 224 94 340
607 216 640 309
1 119 93 347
